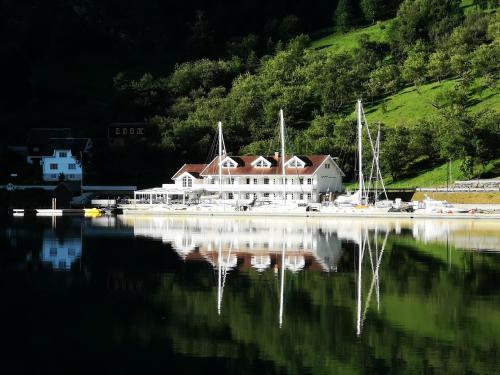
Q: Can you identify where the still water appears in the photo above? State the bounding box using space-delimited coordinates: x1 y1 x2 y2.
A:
1 215 500 374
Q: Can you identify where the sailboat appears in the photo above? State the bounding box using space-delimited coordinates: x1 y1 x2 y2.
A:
322 100 393 213
188 121 239 212
250 109 309 213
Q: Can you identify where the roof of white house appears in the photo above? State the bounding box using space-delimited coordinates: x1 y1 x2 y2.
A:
42 138 91 157
199 155 342 176
172 163 208 179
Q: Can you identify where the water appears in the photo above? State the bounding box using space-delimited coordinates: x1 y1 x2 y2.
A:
1 215 500 374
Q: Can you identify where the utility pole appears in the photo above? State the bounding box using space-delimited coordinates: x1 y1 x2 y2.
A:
449 159 452 190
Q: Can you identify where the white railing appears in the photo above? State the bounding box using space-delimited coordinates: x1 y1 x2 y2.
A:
201 183 314 193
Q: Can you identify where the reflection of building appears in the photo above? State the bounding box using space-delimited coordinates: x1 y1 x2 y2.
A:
40 231 82 270
411 220 500 252
120 216 346 273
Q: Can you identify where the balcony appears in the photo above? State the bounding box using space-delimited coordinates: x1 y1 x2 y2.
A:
201 183 314 193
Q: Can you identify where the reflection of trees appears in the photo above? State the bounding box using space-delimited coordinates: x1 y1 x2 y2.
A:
128 232 500 375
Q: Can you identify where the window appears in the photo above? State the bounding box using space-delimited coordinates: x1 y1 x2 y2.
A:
50 163 58 170
300 194 304 200
253 157 271 168
68 248 76 256
130 128 134 135
51 174 57 179
299 178 304 184
123 128 128 135
286 157 305 168
68 163 76 170
246 178 250 184
58 260 66 269
263 193 270 198
210 179 215 184
228 192 234 199
253 178 258 185
137 128 144 135
50 248 57 256
115 128 121 135
182 176 192 188
307 178 312 185
307 193 312 200
245 193 251 199
229 178 234 184
59 152 67 157
325 163 330 169
68 174 75 179
221 158 237 168
264 178 269 185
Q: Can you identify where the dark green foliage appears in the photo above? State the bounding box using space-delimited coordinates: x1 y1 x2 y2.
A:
334 0 354 31
0 0 498 186
389 0 463 49
360 0 377 23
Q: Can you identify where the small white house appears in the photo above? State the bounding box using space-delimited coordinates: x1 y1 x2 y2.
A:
40 138 91 182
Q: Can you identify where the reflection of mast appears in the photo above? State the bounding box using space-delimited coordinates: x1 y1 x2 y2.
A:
356 229 364 336
216 237 233 315
356 226 388 336
217 238 222 315
279 230 286 328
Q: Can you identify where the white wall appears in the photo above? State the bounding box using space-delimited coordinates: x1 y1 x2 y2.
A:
315 157 343 193
41 149 82 181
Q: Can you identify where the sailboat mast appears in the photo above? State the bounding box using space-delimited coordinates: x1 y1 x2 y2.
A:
218 121 223 198
357 100 364 200
280 109 286 202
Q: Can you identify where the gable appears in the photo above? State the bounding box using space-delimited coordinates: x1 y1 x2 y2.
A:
219 156 239 168
251 156 273 168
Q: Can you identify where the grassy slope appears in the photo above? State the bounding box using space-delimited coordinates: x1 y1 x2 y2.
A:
364 79 500 128
309 5 499 188
311 21 390 52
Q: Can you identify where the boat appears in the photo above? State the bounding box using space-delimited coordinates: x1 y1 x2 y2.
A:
321 100 394 214
412 194 467 214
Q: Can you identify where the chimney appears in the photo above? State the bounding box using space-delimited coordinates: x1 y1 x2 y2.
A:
274 151 279 159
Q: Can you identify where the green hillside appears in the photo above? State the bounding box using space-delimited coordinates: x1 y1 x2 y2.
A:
311 21 390 52
364 79 500 128
307 4 499 187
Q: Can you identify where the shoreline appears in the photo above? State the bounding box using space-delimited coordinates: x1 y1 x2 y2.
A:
120 208 500 220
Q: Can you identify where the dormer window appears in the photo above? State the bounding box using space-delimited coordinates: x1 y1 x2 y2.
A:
285 156 306 168
220 156 238 168
251 156 272 168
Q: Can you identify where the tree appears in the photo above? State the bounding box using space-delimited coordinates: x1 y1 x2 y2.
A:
402 51 427 91
390 0 463 48
427 50 451 82
381 126 412 180
278 14 300 41
334 0 353 32
471 43 500 83
449 47 472 80
360 0 377 24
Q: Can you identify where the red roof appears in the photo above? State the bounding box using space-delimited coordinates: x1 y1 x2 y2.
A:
172 163 208 179
200 155 331 176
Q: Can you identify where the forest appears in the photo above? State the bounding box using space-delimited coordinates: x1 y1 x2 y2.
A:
0 0 498 186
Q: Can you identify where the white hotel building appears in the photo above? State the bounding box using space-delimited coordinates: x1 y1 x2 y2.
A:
134 153 344 204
